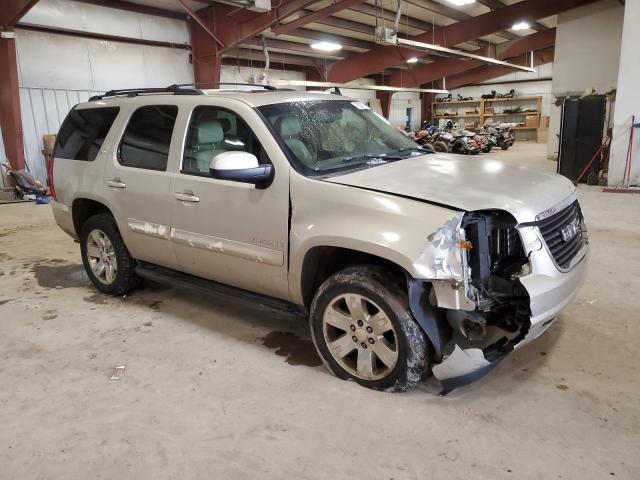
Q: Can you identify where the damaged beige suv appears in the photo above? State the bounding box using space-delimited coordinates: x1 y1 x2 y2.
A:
50 85 588 393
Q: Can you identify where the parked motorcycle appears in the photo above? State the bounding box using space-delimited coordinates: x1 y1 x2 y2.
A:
484 122 515 150
450 130 481 155
415 126 452 153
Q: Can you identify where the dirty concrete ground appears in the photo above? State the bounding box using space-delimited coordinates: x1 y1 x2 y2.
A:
1 143 639 479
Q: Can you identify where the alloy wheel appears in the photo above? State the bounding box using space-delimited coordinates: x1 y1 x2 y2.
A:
322 293 399 381
86 229 117 285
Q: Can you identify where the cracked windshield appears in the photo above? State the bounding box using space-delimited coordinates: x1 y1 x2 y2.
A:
258 99 430 176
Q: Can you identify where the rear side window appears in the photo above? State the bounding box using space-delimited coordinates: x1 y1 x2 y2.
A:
119 105 178 171
54 107 120 161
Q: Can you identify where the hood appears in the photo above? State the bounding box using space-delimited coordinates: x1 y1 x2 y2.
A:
325 153 576 223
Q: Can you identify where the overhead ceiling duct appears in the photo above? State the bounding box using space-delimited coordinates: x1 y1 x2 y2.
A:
217 0 272 13
271 80 448 94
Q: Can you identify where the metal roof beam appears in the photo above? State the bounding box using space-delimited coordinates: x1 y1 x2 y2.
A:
326 0 596 83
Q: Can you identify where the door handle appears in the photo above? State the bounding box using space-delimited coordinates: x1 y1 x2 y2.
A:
106 179 126 189
174 192 200 203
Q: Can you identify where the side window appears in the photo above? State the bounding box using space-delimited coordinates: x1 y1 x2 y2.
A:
119 105 178 171
182 106 264 176
54 107 120 161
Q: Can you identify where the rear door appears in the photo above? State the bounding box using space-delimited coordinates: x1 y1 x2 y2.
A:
102 103 180 269
168 100 290 300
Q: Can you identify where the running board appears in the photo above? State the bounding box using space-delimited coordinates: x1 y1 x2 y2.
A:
134 263 304 316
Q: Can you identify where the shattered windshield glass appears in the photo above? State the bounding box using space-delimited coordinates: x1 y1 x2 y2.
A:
257 99 430 176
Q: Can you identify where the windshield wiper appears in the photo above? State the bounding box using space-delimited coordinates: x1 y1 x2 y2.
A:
342 152 411 164
388 147 431 156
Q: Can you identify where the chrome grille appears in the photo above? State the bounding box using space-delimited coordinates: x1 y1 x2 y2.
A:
537 201 587 269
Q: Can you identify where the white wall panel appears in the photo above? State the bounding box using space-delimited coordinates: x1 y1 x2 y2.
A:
220 65 305 89
13 29 193 181
17 30 94 89
18 87 101 181
21 0 190 45
608 1 640 187
548 0 624 158
88 41 149 90
388 92 421 131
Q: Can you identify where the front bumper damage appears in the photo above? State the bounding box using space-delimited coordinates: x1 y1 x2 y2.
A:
408 210 589 394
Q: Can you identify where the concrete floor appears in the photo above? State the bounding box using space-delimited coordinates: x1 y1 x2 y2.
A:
1 143 639 479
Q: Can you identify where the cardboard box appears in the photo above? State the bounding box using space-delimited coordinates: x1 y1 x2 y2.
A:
43 134 56 155
524 115 537 128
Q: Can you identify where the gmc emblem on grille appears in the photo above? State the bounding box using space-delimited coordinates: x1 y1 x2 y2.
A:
560 218 580 242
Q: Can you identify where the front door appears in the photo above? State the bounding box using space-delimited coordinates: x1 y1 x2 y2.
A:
169 102 290 300
103 103 180 269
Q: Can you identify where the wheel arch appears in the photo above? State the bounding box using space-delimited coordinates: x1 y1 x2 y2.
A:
72 197 113 237
297 244 411 310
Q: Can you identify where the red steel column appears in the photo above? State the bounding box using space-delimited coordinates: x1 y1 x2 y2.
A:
421 93 433 127
0 34 26 171
377 91 392 119
189 10 221 86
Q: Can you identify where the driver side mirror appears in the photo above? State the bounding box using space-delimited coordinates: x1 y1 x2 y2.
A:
210 151 273 189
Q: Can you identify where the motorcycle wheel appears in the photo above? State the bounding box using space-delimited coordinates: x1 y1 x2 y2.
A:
483 145 493 153
501 144 509 151
454 144 467 154
433 141 449 153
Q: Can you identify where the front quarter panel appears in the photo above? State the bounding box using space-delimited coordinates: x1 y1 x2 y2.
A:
288 171 462 304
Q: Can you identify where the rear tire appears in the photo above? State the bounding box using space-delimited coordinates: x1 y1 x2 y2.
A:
80 213 140 296
309 266 430 392
501 143 509 151
433 141 449 153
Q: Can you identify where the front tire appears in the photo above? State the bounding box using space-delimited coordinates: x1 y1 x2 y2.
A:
310 266 430 392
80 213 140 296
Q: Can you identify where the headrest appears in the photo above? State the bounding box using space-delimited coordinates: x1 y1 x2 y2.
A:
275 115 301 137
197 120 224 144
219 118 231 133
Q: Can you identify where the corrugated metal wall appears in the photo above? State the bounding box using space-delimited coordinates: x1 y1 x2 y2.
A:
19 87 103 181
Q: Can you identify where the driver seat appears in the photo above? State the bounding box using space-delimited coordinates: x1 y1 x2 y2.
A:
275 116 313 166
193 120 226 174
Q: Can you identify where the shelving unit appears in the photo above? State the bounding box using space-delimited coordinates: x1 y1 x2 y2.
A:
432 95 543 142
432 98 483 124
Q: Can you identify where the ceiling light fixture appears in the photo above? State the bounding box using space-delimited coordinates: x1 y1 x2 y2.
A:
512 21 530 30
447 0 476 6
407 57 419 64
310 41 342 52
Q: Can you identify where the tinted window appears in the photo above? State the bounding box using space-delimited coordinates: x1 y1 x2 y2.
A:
54 107 120 161
182 106 264 176
119 105 178 171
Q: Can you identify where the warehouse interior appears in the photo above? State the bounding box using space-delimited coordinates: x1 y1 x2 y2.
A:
1 0 639 478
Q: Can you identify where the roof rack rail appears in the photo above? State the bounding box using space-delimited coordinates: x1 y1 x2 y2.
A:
89 85 203 101
172 82 282 91
88 82 289 101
